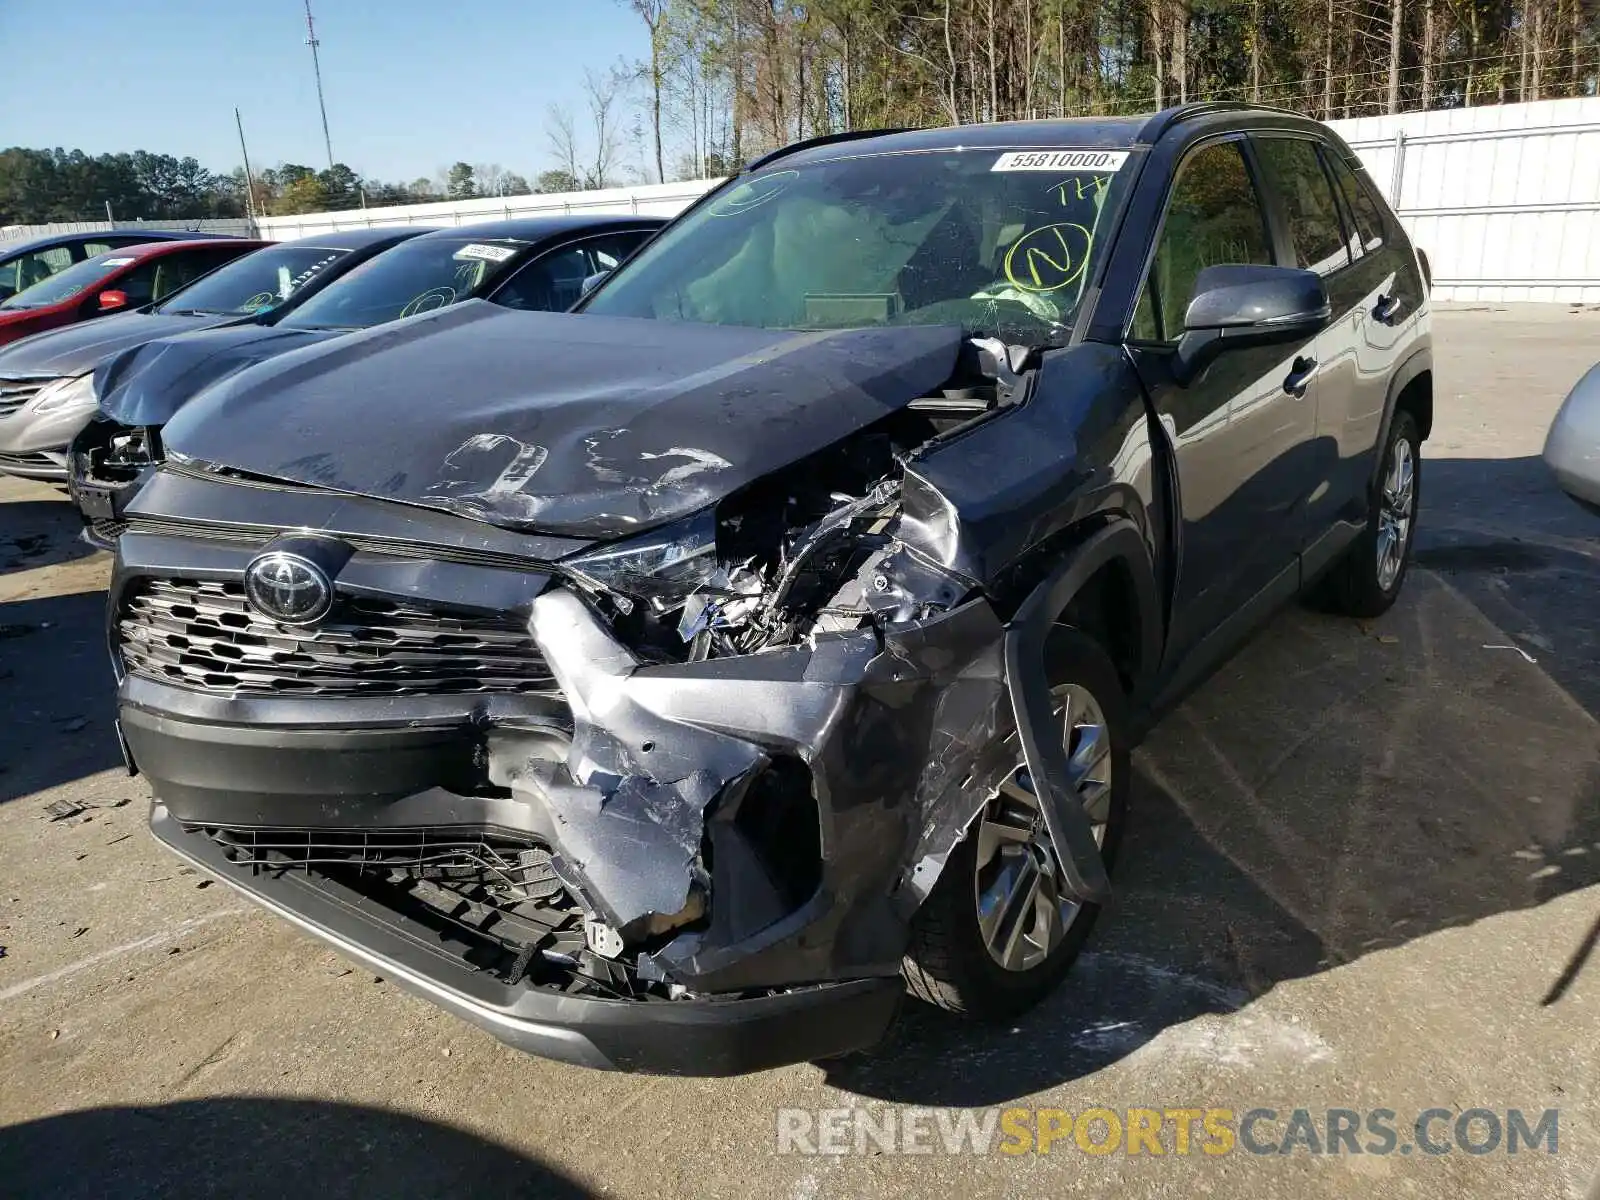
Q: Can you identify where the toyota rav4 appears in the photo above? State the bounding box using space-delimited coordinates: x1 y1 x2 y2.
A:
110 103 1431 1075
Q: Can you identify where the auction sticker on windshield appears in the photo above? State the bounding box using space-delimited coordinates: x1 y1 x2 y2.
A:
992 150 1129 172
455 243 517 263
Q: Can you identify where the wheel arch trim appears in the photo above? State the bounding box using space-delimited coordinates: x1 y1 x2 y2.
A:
1000 519 1161 903
1370 343 1433 494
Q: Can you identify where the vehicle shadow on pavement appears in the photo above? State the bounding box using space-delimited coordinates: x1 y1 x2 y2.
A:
0 1096 594 1199
0 499 99 575
831 557 1600 1105
1415 454 1600 718
0 590 123 803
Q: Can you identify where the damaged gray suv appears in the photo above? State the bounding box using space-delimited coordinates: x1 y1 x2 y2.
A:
111 103 1431 1074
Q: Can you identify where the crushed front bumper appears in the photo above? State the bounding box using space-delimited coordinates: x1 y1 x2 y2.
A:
151 805 902 1074
113 485 1109 1072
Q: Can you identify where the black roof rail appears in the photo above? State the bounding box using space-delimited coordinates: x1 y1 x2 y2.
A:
743 127 913 173
1137 100 1317 143
1137 102 1248 143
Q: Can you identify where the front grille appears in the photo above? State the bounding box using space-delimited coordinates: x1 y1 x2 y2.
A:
0 377 49 419
87 518 129 545
188 822 648 996
118 576 560 697
192 825 565 895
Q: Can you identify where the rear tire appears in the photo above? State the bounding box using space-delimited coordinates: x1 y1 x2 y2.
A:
902 628 1129 1020
1321 409 1421 619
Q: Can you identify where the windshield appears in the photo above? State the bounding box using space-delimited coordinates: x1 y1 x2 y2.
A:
582 148 1132 342
155 245 350 317
0 252 130 309
279 238 524 330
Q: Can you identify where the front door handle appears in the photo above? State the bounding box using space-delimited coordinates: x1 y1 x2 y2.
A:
1373 293 1402 323
1284 355 1318 397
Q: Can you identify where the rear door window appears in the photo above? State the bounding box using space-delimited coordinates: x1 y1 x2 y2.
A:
1322 151 1387 256
150 248 238 300
582 231 653 272
493 245 594 312
1130 139 1275 344
1 246 75 295
1253 136 1351 276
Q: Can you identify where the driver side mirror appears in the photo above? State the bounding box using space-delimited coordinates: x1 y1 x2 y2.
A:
96 289 130 313
580 270 610 297
1173 264 1329 384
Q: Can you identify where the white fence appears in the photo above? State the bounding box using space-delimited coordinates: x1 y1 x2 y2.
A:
1 217 254 241
1330 96 1600 303
253 179 720 239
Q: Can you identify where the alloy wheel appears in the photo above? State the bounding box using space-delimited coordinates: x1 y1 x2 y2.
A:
973 683 1111 973
1376 436 1416 591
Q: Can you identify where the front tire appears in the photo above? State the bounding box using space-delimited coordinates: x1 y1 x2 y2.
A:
902 629 1129 1020
1322 409 1421 618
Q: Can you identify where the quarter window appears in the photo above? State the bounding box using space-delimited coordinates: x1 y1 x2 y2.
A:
1254 137 1350 276
1130 140 1274 344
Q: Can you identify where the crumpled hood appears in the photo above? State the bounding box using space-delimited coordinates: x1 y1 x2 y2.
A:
0 312 227 378
98 323 338 426
162 301 964 538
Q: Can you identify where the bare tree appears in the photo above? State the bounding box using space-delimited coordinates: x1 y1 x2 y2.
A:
546 103 581 185
1388 0 1404 112
1421 0 1436 107
583 66 627 189
474 162 509 196
629 0 670 183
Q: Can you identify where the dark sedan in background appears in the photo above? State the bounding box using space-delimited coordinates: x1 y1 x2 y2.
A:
0 228 235 301
0 228 427 482
70 214 662 541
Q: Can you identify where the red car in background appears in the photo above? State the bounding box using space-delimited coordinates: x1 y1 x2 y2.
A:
0 239 267 348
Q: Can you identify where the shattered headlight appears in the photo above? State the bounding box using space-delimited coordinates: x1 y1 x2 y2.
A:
30 374 95 415
562 511 718 614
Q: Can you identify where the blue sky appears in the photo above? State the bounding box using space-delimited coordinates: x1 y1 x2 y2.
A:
0 0 654 183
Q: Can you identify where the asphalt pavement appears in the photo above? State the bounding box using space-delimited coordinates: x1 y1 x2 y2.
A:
0 305 1597 1199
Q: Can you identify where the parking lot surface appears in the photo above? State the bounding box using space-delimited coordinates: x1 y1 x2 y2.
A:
1 306 1596 1199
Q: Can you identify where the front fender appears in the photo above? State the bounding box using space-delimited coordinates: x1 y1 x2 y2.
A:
897 342 1158 586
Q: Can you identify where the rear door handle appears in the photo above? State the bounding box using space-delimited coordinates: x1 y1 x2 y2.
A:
1373 293 1402 324
1284 355 1318 397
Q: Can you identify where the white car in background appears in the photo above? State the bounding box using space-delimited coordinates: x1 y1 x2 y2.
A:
1546 363 1600 515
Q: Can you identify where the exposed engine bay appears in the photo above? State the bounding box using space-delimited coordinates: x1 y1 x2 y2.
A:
563 336 1034 664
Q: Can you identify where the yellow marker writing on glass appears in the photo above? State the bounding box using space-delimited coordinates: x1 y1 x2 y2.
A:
1003 223 1092 294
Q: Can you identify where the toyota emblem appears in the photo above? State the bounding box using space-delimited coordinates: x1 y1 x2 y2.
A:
243 551 334 625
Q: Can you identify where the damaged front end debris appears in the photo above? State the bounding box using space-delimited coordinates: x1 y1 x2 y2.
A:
125 328 1117 1072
